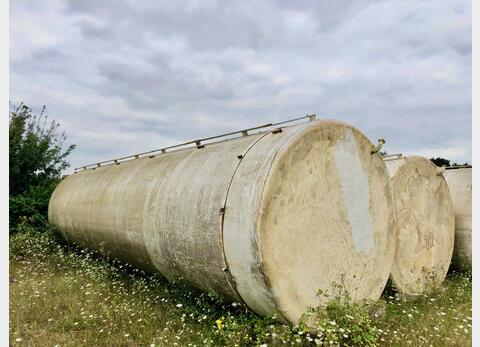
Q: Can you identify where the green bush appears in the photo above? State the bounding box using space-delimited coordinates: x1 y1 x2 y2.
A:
9 103 75 232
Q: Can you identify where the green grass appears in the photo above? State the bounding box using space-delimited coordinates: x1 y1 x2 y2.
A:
376 274 471 346
9 225 471 346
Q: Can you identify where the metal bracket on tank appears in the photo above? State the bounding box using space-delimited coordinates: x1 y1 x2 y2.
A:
272 128 283 134
371 139 385 154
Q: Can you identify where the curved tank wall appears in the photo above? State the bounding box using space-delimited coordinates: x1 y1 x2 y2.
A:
49 119 396 324
443 167 472 269
383 155 454 295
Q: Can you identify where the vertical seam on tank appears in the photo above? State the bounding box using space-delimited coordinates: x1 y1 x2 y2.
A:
219 131 271 308
254 145 291 323
254 123 320 323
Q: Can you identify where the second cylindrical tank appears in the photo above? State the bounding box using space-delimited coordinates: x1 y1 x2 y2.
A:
383 155 455 295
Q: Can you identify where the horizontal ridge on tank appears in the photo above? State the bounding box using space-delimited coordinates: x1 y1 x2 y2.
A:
382 154 455 296
49 115 396 324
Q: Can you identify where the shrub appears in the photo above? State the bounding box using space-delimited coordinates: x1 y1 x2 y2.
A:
9 103 75 231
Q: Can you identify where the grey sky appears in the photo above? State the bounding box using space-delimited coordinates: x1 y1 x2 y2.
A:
10 0 471 170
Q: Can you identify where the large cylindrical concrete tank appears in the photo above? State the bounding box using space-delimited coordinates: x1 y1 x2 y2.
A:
443 167 472 270
49 119 396 324
383 155 454 295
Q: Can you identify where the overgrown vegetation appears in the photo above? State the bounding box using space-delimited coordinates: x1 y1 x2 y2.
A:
300 283 382 346
10 223 472 346
9 103 75 231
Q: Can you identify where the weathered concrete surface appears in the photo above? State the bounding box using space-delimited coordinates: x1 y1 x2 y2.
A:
384 156 455 295
443 167 472 269
49 119 395 324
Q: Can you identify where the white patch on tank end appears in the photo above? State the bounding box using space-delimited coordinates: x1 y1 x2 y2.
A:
334 130 374 254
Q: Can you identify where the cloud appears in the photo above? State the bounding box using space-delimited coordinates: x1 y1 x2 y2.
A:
10 0 471 170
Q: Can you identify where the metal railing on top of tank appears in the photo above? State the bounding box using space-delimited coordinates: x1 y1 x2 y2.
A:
380 154 472 170
381 153 404 160
74 114 318 173
445 165 472 170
